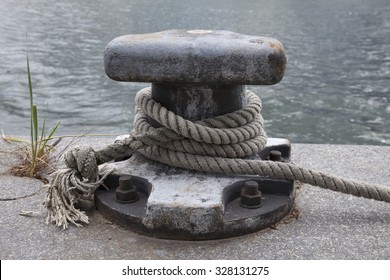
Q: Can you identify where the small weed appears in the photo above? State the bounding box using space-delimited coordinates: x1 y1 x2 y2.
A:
26 53 60 177
2 54 60 181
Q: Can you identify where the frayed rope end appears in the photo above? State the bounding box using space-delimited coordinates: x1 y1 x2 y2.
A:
43 147 115 229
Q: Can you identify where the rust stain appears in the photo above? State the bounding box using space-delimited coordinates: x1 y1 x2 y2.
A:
268 41 287 83
268 207 300 230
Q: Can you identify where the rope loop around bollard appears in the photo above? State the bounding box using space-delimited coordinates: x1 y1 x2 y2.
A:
43 87 390 229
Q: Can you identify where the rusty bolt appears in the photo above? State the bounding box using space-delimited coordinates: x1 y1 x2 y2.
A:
269 150 283 161
240 180 262 209
116 175 139 204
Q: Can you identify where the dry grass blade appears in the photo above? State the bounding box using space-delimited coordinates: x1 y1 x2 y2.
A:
19 210 39 217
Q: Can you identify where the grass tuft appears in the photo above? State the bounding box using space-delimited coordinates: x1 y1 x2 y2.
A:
2 54 60 181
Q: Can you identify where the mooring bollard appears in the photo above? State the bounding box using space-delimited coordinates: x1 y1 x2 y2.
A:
95 30 296 240
104 29 285 122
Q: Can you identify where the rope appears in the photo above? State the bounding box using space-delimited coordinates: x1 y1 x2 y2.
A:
44 87 390 229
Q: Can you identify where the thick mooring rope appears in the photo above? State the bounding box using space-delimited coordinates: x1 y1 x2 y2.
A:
44 87 390 228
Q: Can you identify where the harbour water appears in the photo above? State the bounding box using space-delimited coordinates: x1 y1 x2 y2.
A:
0 0 389 145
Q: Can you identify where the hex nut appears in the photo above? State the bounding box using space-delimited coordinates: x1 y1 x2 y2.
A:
240 181 262 209
116 175 139 204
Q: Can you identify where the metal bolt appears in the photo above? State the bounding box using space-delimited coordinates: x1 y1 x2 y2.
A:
116 175 139 204
240 180 262 209
269 150 283 161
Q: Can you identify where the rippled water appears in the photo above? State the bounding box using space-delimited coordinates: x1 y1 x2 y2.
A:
0 0 389 145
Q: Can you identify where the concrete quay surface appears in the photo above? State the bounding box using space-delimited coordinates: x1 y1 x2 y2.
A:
0 137 389 259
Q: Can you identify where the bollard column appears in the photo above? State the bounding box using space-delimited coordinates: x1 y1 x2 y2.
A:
96 30 295 240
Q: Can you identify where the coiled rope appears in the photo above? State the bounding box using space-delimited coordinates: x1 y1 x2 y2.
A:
44 87 390 229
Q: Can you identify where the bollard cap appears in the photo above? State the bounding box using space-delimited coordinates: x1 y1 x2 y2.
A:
104 30 286 85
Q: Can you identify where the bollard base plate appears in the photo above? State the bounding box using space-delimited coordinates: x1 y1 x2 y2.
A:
95 138 296 240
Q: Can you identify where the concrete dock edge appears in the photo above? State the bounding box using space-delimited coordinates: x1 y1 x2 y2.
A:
1 137 389 259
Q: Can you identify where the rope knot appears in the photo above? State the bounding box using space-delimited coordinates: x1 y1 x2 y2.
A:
44 145 114 229
64 145 99 181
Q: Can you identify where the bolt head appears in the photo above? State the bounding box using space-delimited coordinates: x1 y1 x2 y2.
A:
243 180 259 195
119 175 133 190
269 150 283 161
